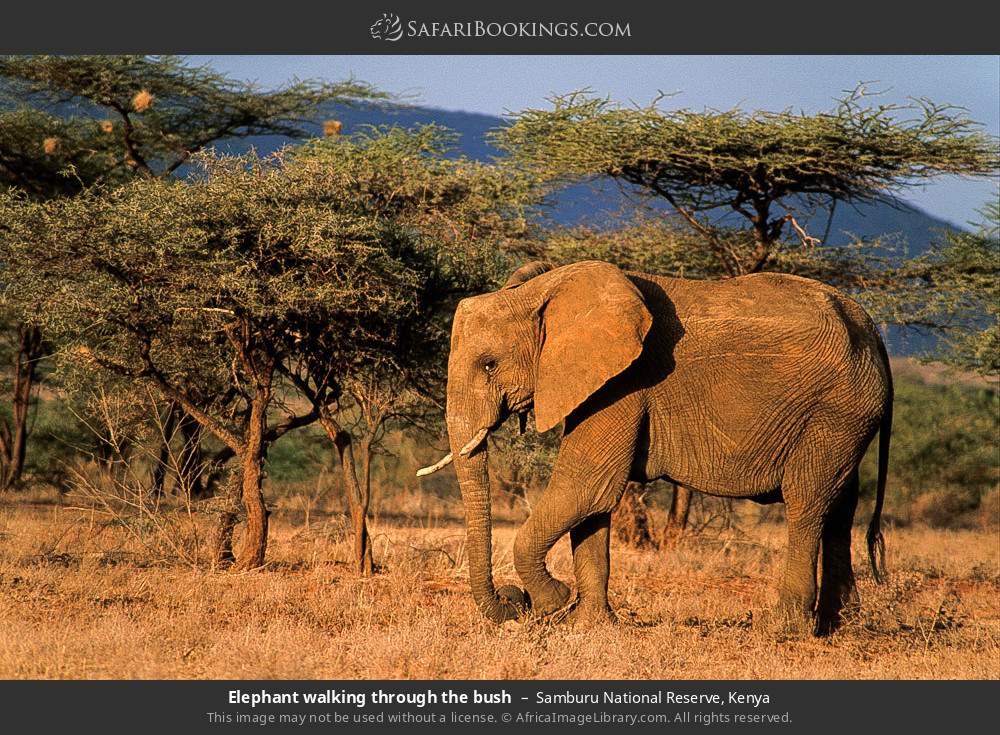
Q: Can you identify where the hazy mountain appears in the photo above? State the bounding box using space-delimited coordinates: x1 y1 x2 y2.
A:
214 103 963 356
222 102 959 253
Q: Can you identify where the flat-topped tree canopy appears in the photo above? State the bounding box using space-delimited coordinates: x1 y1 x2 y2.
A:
0 54 389 193
496 85 999 275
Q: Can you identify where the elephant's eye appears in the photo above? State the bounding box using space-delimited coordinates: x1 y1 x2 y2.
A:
482 358 498 374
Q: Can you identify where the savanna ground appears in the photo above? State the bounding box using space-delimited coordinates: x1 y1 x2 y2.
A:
0 486 996 680
0 360 996 679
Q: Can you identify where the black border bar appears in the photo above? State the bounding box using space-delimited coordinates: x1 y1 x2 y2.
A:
2 680 995 733
3 1 999 53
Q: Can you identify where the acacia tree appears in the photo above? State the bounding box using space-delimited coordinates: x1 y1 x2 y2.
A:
319 366 435 575
276 126 536 574
1 123 535 570
0 54 385 491
497 86 998 275
0 55 383 181
0 151 427 569
500 87 997 536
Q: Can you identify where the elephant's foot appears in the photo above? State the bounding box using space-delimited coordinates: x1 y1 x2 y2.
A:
496 585 530 618
814 611 846 637
558 601 618 628
815 587 860 636
526 578 572 617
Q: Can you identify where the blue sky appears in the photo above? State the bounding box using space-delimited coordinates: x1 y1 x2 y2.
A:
197 55 999 227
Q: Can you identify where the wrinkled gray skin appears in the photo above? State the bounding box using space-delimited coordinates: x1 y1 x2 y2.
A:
434 260 892 634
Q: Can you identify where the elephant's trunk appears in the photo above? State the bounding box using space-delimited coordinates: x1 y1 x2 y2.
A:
448 416 521 624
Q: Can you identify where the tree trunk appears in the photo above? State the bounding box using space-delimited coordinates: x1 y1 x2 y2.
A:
325 422 374 576
210 469 240 568
746 197 774 274
0 325 43 490
357 437 374 576
612 483 655 548
151 401 179 499
232 366 273 571
663 483 691 544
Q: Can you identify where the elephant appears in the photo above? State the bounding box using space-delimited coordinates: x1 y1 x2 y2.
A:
418 260 892 635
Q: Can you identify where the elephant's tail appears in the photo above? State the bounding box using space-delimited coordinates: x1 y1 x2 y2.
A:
866 344 893 585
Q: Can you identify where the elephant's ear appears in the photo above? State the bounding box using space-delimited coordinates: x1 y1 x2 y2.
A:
535 261 652 433
501 261 554 290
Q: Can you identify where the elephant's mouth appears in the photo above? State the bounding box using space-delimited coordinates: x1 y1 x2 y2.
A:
416 399 533 477
486 397 534 440
506 396 533 436
508 396 533 414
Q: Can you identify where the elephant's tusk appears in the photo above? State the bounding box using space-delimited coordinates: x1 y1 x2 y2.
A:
416 453 453 477
458 427 490 457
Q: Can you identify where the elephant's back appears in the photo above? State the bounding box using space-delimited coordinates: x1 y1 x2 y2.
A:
628 269 890 419
630 270 882 362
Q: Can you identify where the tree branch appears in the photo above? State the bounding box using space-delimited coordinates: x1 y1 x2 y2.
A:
129 341 244 452
107 101 154 177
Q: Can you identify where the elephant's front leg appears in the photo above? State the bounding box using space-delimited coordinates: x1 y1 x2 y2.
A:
513 409 636 619
514 441 631 619
512 486 578 616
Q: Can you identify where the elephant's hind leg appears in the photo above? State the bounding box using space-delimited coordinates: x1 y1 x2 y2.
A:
816 469 860 635
776 511 823 634
776 426 861 636
776 456 844 633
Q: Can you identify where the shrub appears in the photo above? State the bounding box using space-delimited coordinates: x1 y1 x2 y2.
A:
910 488 980 528
977 488 1000 530
860 371 998 526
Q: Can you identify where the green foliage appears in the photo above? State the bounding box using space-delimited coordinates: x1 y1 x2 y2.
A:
0 107 122 197
0 55 394 496
499 86 997 200
521 213 901 296
497 86 999 274
873 198 1000 375
522 215 724 277
18 395 95 486
266 425 331 484
859 373 998 522
0 123 536 498
292 124 535 291
0 54 386 186
3 150 416 379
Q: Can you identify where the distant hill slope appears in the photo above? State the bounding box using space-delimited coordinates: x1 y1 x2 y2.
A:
223 102 959 254
216 103 960 357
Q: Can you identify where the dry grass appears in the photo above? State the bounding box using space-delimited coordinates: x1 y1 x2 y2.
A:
889 357 998 390
0 493 997 680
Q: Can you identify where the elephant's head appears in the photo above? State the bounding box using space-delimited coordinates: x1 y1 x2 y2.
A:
418 260 652 622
